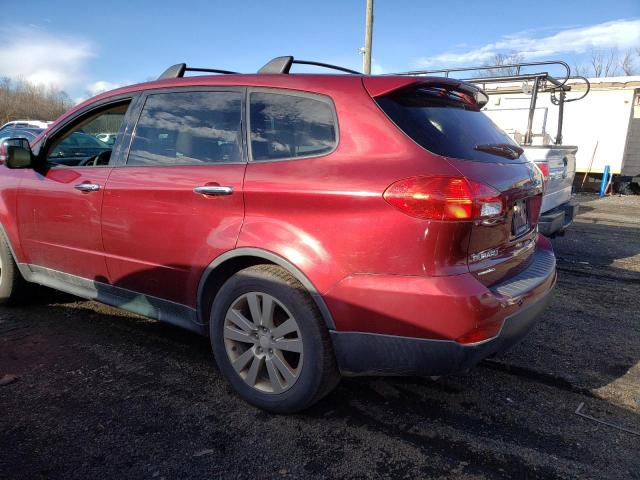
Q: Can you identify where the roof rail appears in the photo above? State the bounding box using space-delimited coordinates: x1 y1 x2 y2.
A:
258 56 360 75
157 63 239 80
157 57 360 80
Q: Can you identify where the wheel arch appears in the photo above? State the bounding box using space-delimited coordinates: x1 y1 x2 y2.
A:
196 248 336 331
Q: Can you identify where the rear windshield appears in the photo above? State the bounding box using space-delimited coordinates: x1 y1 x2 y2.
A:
376 85 524 162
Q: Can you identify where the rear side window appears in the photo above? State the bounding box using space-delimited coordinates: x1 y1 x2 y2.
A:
249 92 336 161
376 86 522 162
128 91 243 166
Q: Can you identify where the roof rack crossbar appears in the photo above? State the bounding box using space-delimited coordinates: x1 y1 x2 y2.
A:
257 56 360 75
257 56 294 74
394 60 572 91
158 63 239 80
460 73 571 92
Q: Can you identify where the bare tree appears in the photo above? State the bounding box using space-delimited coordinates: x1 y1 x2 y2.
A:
603 47 619 77
478 53 525 77
574 47 640 78
0 78 72 125
589 48 621 76
620 49 639 76
589 49 605 77
572 62 588 77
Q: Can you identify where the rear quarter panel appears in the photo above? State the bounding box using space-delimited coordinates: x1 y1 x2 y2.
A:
238 79 467 295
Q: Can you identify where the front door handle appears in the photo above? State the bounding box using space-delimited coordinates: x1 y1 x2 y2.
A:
74 183 100 192
193 185 234 196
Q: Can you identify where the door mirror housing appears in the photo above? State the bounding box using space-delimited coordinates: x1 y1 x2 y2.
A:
0 139 34 169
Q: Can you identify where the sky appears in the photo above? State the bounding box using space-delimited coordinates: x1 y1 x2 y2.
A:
0 0 638 102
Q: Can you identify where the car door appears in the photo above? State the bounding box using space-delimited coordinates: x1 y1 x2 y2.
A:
101 89 247 307
16 97 137 280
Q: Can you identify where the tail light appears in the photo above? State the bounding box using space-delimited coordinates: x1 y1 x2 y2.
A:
0 141 7 163
534 161 549 191
383 176 504 221
456 322 502 344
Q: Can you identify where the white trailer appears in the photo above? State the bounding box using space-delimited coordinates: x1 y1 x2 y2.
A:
482 76 640 180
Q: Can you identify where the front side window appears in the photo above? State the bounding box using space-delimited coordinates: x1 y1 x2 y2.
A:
46 102 130 167
127 91 243 166
249 92 336 161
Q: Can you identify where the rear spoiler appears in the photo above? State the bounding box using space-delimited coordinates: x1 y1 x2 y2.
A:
363 76 489 108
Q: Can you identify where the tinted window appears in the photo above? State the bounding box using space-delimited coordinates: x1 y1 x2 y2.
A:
128 91 243 166
57 132 108 150
46 102 129 167
249 92 336 161
376 86 522 162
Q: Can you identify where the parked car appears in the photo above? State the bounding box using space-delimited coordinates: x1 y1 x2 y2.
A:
0 120 51 134
0 127 43 144
0 128 43 156
0 57 555 413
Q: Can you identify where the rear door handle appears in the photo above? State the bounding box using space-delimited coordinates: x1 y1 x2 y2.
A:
193 185 234 196
74 183 100 192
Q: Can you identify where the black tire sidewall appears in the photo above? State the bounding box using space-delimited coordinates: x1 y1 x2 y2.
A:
0 233 17 302
210 268 329 413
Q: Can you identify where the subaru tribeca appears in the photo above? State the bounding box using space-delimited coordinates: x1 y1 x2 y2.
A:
0 57 555 413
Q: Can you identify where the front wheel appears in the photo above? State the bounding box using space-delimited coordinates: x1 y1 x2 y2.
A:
0 233 27 305
210 265 339 413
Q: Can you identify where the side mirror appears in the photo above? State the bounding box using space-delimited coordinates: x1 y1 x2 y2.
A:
0 139 33 169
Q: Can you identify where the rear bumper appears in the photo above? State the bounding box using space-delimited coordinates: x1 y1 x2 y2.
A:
326 238 556 376
331 286 553 376
539 198 579 236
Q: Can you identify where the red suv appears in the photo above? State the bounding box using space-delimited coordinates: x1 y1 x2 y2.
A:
0 57 555 413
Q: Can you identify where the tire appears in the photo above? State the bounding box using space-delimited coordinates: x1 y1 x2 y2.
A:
210 264 340 413
0 232 27 305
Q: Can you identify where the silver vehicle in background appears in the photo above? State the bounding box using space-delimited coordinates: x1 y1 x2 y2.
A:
523 144 579 236
0 120 51 133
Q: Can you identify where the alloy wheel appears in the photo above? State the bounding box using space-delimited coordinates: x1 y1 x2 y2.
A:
223 292 303 394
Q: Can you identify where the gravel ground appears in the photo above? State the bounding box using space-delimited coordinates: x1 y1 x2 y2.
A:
1 193 639 479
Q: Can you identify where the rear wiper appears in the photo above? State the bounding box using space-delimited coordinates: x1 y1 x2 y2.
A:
474 143 524 160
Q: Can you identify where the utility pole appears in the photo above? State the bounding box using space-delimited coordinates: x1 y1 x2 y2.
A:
362 0 374 74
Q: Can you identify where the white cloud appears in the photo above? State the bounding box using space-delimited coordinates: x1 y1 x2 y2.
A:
71 81 126 105
0 26 93 91
416 18 640 67
371 59 386 75
87 80 123 96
